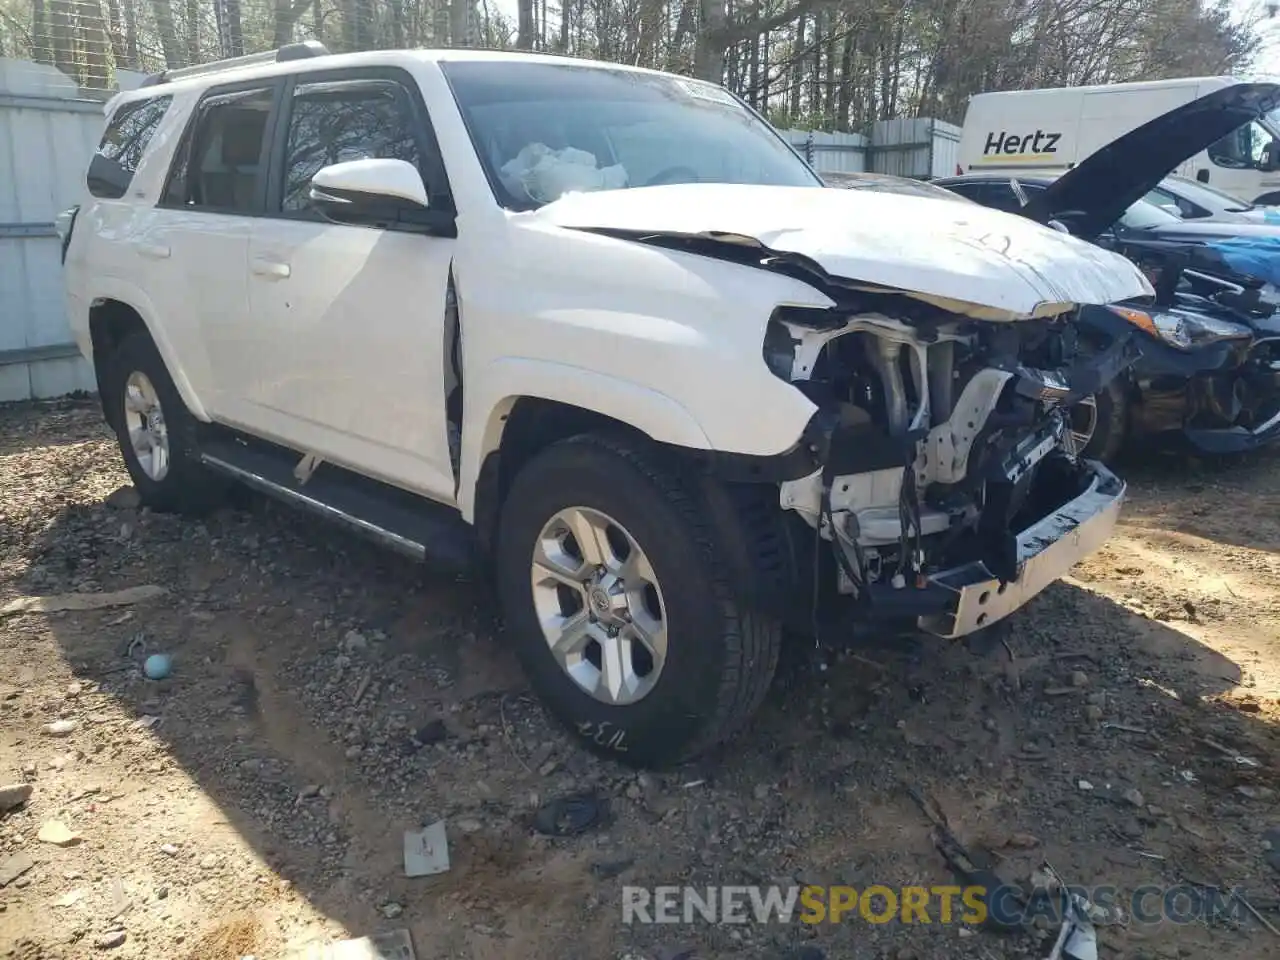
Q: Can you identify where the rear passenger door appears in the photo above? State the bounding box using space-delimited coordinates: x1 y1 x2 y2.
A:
241 69 458 504
142 80 283 415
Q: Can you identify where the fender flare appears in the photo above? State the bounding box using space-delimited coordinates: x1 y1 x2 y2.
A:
88 278 211 423
456 357 712 522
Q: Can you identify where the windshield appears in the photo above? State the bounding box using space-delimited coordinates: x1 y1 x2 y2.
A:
1208 120 1271 169
440 60 822 209
1118 197 1184 232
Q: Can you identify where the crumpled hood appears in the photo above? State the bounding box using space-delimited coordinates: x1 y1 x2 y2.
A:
1023 82 1280 240
533 183 1153 320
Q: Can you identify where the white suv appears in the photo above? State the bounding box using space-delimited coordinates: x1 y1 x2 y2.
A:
63 43 1153 767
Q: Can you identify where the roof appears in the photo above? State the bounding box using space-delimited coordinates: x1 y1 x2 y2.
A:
110 45 681 112
967 76 1237 102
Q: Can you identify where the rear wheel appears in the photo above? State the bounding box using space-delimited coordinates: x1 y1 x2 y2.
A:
495 434 781 768
102 331 224 514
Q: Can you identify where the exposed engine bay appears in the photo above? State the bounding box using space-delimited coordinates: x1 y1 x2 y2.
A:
765 304 1136 637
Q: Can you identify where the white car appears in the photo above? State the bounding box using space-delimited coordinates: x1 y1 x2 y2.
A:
62 43 1153 767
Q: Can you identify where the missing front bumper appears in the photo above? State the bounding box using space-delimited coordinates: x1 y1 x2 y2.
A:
917 460 1126 639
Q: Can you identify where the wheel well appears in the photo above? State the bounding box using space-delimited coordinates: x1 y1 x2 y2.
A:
88 299 149 425
471 397 811 627
473 398 649 558
1254 191 1280 206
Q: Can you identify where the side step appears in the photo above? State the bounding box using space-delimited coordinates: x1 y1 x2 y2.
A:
199 431 477 573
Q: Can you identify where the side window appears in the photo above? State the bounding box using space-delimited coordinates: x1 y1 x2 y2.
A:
280 80 425 213
87 96 172 199
1144 187 1191 218
163 86 274 213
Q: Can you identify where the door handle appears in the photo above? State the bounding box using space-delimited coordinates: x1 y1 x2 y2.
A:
136 242 170 259
251 258 291 279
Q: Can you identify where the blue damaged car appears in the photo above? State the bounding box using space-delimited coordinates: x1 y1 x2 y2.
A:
934 82 1280 459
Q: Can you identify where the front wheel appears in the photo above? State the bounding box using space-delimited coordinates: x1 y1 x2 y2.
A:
495 434 781 768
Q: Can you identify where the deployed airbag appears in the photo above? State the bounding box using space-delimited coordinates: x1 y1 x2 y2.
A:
500 143 628 204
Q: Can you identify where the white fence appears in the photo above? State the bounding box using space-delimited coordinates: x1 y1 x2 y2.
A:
781 119 963 179
0 58 107 403
0 56 960 402
780 128 868 173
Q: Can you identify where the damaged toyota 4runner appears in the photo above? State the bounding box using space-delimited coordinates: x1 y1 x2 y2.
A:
63 45 1154 767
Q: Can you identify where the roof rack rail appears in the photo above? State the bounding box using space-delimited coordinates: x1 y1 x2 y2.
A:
139 40 330 88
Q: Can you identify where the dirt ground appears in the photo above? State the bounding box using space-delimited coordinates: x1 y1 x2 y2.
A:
1 397 1278 960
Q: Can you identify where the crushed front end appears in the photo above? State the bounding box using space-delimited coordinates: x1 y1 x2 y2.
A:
766 304 1136 638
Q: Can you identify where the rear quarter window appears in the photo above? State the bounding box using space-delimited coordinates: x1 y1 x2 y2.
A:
87 96 173 199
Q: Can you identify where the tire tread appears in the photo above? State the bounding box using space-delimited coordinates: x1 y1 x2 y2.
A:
561 434 781 763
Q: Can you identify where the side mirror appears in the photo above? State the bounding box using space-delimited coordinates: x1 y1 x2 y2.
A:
310 158 430 227
1159 203 1184 218
1046 219 1071 234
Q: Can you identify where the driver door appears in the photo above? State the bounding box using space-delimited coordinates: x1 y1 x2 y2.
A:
237 69 458 503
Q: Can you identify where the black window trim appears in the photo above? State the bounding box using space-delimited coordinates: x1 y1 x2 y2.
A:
263 65 456 236
157 77 287 218
87 93 174 200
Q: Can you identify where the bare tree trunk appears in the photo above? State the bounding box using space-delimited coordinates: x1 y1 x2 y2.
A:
693 0 727 81
822 19 834 125
340 0 357 48
224 0 244 55
807 9 819 117
517 0 534 48
672 0 696 70
30 0 54 64
185 0 199 61
837 25 853 129
312 0 323 42
123 0 139 64
449 0 469 46
387 0 405 45
104 0 128 67
789 16 804 119
49 0 78 79
431 0 448 43
81 0 111 86
273 0 294 45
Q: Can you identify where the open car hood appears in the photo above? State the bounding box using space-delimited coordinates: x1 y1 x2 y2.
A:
533 183 1153 321
1022 82 1280 240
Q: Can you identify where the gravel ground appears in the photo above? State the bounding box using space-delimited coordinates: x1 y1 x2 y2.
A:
1 397 1278 960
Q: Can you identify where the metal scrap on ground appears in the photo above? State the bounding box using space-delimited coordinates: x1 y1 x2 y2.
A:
402 820 450 877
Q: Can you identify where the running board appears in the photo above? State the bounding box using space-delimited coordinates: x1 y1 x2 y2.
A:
199 433 477 573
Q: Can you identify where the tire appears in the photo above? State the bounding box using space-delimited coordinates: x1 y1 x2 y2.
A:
495 434 782 768
1071 378 1129 463
102 331 224 514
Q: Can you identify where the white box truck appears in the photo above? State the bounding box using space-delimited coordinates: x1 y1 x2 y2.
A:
956 76 1280 204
